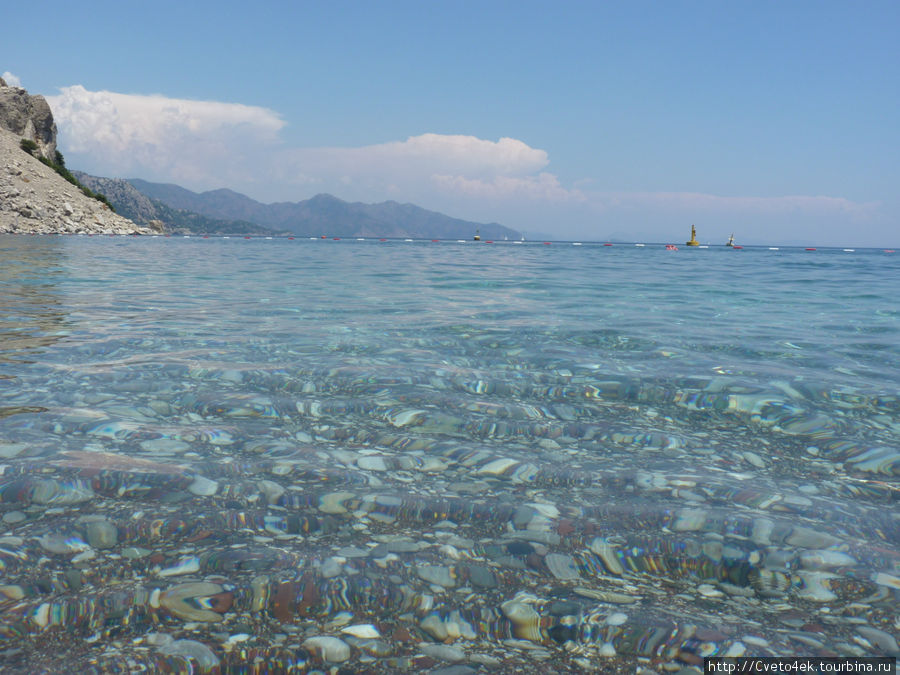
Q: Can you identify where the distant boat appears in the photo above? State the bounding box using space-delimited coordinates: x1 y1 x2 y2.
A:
685 225 700 246
726 233 735 247
474 228 481 241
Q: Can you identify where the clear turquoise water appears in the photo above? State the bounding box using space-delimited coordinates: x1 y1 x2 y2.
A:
0 235 898 671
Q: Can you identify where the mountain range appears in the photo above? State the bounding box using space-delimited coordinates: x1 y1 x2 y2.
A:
74 173 520 240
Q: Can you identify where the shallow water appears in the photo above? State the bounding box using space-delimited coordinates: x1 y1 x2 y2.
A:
0 235 897 672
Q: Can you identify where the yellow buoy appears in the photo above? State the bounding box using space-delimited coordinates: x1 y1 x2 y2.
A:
685 224 699 246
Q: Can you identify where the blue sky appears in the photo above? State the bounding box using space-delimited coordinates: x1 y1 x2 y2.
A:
4 0 898 245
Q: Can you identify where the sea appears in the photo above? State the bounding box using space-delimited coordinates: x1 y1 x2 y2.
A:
0 234 897 673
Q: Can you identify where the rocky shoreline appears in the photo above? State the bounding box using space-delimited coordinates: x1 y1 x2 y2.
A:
0 75 150 236
0 127 150 235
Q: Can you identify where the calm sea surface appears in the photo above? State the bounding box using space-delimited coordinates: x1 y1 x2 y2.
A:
1 235 898 672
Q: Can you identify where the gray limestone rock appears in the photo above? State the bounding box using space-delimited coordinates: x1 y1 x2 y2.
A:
0 79 57 161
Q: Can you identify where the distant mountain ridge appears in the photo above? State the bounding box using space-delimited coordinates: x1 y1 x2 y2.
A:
125 178 519 239
73 173 277 235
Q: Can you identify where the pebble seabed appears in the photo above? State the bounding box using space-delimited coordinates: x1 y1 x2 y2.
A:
0 249 898 673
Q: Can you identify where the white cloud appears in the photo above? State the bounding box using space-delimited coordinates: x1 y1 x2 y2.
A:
1 71 22 87
47 85 284 184
279 134 548 182
46 85 557 204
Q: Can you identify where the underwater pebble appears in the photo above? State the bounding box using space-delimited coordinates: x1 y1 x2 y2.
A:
357 456 388 471
160 582 228 622
2 511 26 524
742 451 766 468
856 627 899 655
340 623 381 639
319 491 354 514
157 639 220 671
598 643 617 657
417 565 456 588
84 519 118 549
158 556 201 577
139 438 190 453
31 478 94 505
38 534 90 555
545 553 580 580
302 636 351 663
605 612 628 626
188 475 219 496
419 643 465 662
698 584 724 598
320 557 344 579
0 442 28 458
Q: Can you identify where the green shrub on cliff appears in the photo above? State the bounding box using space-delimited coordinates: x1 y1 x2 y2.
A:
19 138 39 155
19 141 115 211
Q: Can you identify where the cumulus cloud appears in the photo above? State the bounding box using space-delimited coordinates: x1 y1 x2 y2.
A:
276 134 563 203
45 85 561 205
1 71 22 87
47 85 285 185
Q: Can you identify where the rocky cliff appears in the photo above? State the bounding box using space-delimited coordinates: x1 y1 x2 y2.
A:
0 75 57 161
0 77 148 234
